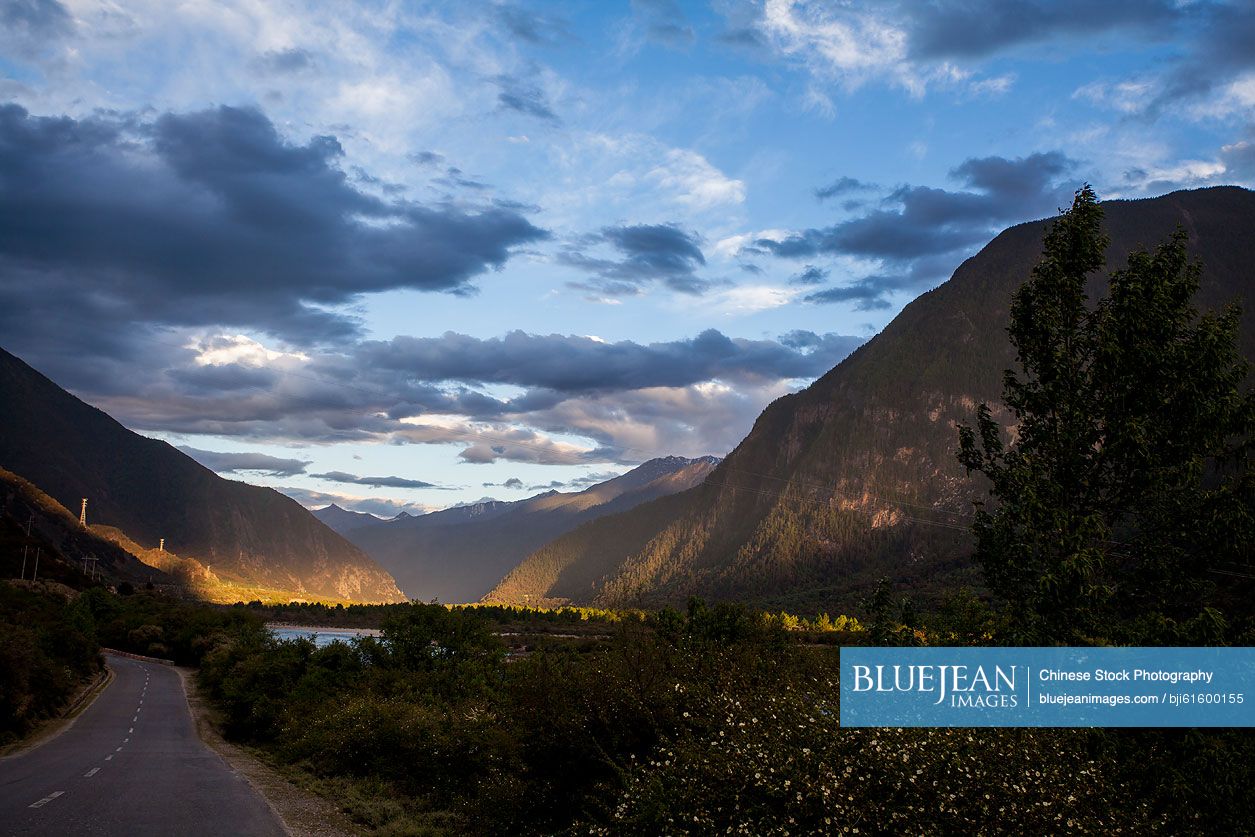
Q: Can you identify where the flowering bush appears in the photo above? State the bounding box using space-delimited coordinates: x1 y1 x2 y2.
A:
597 680 1162 835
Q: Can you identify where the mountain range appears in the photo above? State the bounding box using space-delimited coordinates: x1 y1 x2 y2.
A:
0 348 404 603
311 504 386 536
343 456 720 602
486 187 1255 613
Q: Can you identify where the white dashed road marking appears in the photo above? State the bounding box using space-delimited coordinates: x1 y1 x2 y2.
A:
105 755 113 761
29 791 64 809
85 768 100 778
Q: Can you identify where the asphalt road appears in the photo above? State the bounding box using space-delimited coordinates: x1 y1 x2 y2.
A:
0 653 286 836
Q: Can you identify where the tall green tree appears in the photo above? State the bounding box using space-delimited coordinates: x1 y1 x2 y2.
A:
958 186 1253 644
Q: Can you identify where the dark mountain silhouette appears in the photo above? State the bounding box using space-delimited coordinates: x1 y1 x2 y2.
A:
348 456 720 602
487 187 1255 612
311 504 384 535
0 348 404 603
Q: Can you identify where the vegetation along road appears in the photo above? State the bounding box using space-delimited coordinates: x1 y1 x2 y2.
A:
0 653 284 836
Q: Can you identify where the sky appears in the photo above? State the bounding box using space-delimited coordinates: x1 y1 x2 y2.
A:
2 0 1253 517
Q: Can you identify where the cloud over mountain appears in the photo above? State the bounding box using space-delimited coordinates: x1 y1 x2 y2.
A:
309 471 451 490
177 446 311 477
755 152 1076 308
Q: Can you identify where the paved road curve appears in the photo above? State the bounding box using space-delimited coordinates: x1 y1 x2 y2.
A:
0 653 286 836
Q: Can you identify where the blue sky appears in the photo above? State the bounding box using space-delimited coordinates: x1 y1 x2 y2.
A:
2 0 1253 516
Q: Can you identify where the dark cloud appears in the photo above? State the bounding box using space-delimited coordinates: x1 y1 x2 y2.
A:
483 477 526 489
564 470 624 489
252 47 315 75
904 0 1183 60
814 176 874 201
7 320 862 468
759 152 1075 308
803 251 986 311
1 0 72 54
1146 3 1255 114
789 265 829 285
177 446 311 477
0 103 547 349
310 471 452 490
561 223 709 295
448 426 610 465
803 281 895 311
359 328 863 394
409 150 444 166
898 1 1251 118
528 480 566 491
168 363 279 393
494 76 560 122
495 4 576 46
435 166 491 191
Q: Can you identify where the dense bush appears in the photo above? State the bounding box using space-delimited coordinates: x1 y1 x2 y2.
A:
5 586 1248 834
72 587 266 666
0 583 100 744
192 598 1255 836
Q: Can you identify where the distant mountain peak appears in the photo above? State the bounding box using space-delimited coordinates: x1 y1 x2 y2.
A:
345 451 720 602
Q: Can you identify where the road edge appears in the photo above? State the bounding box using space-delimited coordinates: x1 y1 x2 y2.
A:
173 666 362 837
0 662 114 760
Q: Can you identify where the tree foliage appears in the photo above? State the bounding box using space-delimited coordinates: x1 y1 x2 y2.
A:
958 186 1253 644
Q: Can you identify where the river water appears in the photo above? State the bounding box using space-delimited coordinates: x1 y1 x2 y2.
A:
268 624 381 647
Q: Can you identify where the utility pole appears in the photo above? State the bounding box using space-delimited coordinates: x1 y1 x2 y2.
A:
26 513 33 537
32 547 40 582
159 538 165 553
79 498 88 527
20 545 28 580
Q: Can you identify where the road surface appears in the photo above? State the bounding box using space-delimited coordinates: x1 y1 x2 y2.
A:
0 653 286 836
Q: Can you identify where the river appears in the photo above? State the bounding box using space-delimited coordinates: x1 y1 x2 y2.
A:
267 624 381 647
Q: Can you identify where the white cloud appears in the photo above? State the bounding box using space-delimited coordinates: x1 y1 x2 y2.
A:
539 131 749 230
189 335 308 367
647 148 746 210
1074 80 1156 114
711 285 798 315
969 73 1016 97
711 229 790 260
1188 73 1255 120
761 0 909 87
